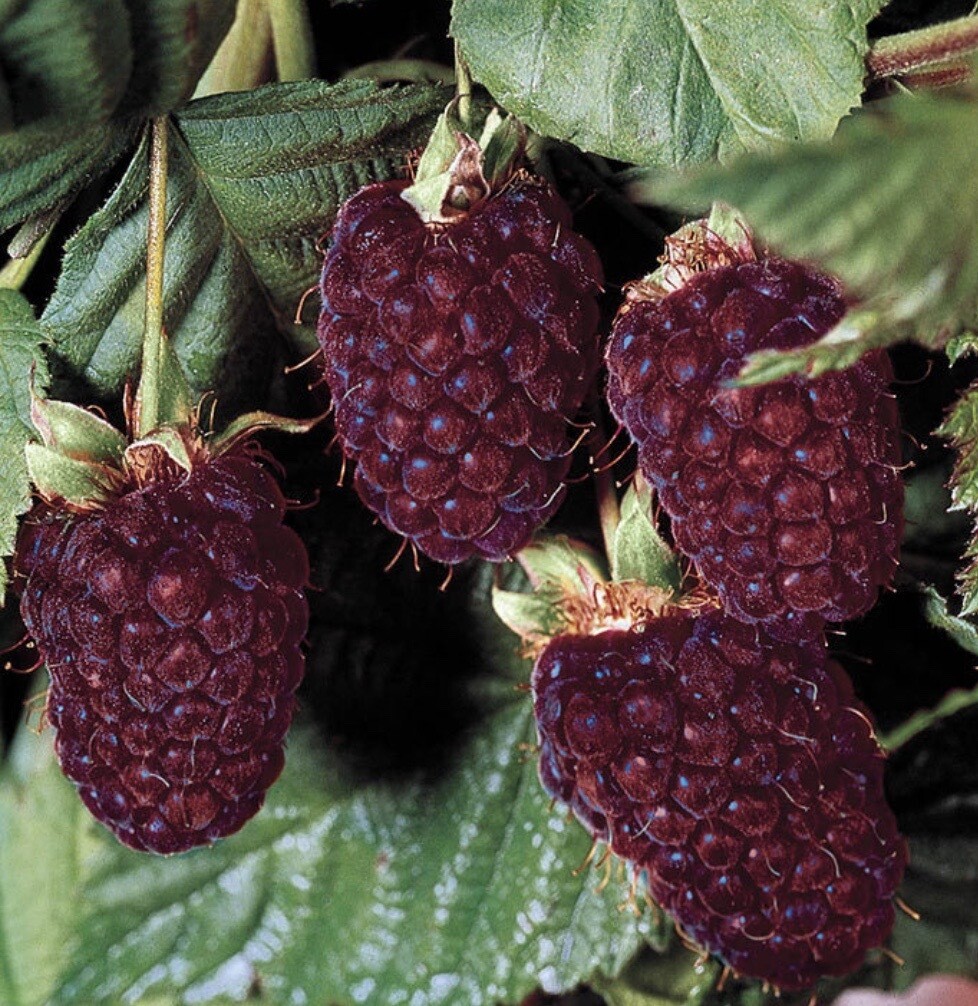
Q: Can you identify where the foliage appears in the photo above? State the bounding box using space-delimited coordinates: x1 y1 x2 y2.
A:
0 291 48 604
3 2 978 1004
452 0 883 167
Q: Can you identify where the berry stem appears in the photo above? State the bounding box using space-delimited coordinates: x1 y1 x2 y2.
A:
268 0 316 81
454 41 474 133
137 117 170 438
867 15 978 81
587 394 621 563
893 61 973 90
880 679 978 752
194 0 273 98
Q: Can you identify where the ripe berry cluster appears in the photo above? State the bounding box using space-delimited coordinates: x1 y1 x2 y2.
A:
533 609 906 991
316 166 906 989
16 453 308 854
317 178 603 564
529 242 906 989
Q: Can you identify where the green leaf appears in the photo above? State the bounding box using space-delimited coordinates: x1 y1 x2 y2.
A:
592 942 718 1006
612 481 682 591
0 289 49 606
120 0 236 116
0 681 91 1006
451 0 882 168
0 0 132 126
940 378 978 614
11 562 654 1005
648 87 978 381
886 713 978 988
890 912 978 991
0 0 241 239
0 120 137 235
41 80 446 410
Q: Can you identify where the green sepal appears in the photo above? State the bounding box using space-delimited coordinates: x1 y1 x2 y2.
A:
125 427 194 474
209 409 326 455
24 380 127 506
517 534 608 591
636 203 755 295
479 113 526 189
30 393 127 464
492 535 607 642
24 443 118 508
402 131 489 223
401 101 526 224
491 588 567 644
412 104 465 184
611 479 683 592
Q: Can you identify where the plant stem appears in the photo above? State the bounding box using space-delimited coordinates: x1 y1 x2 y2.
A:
268 0 316 81
137 117 169 438
586 394 621 563
194 0 273 97
867 15 978 80
454 41 473 132
881 682 978 752
896 61 974 90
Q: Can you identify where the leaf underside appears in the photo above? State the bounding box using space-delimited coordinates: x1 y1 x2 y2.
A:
0 290 49 606
649 88 978 382
39 79 447 414
0 0 237 237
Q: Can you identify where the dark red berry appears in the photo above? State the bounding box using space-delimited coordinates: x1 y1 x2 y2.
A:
318 178 603 563
605 258 903 640
17 453 308 855
531 609 907 991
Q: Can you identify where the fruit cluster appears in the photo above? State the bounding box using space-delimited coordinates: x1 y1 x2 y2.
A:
16 451 308 855
533 608 906 991
317 177 603 564
523 226 907 990
9 102 906 997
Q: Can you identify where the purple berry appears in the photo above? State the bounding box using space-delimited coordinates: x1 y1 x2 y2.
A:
531 609 907 991
16 452 308 855
318 178 603 564
605 257 903 640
